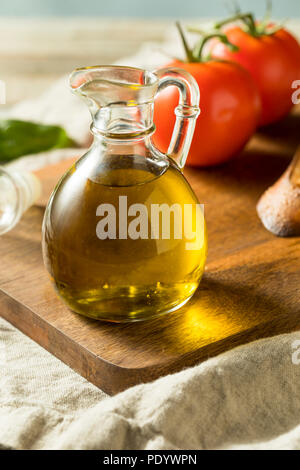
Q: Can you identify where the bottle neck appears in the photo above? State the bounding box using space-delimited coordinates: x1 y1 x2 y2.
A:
92 102 155 140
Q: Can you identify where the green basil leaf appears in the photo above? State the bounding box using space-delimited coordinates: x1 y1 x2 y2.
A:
0 119 76 162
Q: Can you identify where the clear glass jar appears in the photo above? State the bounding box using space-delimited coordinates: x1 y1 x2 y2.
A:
42 65 207 322
0 167 41 235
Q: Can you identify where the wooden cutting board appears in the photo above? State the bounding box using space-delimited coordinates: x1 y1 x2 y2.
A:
0 111 299 395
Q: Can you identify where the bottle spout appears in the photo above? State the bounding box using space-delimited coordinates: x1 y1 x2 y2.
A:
70 66 158 135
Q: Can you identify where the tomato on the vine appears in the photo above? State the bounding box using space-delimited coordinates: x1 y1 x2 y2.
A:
210 11 300 126
153 24 261 167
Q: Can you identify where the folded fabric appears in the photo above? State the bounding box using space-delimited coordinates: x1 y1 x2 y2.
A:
1 316 300 450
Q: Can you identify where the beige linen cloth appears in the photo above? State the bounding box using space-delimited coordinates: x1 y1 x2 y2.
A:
1 23 300 450
1 319 300 450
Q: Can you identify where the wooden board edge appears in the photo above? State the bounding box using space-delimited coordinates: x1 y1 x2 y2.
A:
0 288 135 395
1 285 300 395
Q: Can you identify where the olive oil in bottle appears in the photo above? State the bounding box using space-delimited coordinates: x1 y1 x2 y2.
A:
43 154 207 321
42 65 206 321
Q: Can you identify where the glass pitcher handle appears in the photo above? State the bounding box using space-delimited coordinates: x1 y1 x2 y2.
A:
154 67 200 169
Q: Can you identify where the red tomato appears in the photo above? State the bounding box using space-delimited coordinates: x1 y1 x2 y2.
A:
153 59 261 167
210 26 300 126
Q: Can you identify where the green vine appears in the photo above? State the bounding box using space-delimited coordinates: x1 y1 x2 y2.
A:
214 1 286 37
176 22 238 63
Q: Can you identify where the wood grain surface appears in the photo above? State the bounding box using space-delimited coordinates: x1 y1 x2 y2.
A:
0 106 300 394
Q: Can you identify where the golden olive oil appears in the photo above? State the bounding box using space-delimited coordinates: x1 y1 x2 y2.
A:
43 154 207 322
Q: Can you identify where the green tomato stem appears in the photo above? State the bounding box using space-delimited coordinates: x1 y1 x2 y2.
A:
214 2 283 37
175 21 195 62
215 12 257 35
177 23 239 63
192 32 239 60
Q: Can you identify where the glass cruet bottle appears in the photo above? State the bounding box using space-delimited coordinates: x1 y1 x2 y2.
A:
0 167 41 235
42 65 207 322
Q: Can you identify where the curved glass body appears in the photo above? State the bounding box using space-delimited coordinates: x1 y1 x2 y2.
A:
42 65 207 322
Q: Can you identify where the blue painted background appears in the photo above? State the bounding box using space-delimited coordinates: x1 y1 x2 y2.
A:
0 0 299 18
